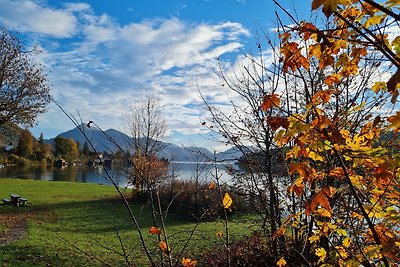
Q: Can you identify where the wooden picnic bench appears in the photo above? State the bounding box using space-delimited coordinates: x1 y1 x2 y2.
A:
2 198 11 205
18 198 28 206
10 194 21 206
1 195 28 206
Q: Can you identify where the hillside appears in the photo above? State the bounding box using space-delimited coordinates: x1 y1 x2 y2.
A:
45 124 218 162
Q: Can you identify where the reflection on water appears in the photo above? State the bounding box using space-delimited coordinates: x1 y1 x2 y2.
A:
0 162 236 186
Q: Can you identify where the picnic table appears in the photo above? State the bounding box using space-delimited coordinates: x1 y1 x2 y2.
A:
10 194 21 206
1 194 28 206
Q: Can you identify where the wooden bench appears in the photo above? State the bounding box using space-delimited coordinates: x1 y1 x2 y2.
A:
2 198 11 206
18 198 28 206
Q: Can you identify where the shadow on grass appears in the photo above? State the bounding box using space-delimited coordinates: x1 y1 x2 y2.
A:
0 244 90 267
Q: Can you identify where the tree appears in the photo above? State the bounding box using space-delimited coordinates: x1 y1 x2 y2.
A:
54 136 79 163
261 1 400 265
0 27 51 127
82 140 90 156
127 94 168 190
16 128 33 158
131 152 169 190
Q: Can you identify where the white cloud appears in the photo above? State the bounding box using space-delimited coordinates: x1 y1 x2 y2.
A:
0 1 252 146
0 0 77 38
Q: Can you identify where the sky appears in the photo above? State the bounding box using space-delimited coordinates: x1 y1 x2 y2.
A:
0 0 312 151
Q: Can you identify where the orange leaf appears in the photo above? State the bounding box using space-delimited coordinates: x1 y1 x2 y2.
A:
312 90 334 103
273 225 286 240
262 94 280 111
208 181 216 190
329 167 345 179
266 116 289 131
276 257 287 267
387 111 400 132
323 0 339 17
289 162 317 183
182 257 197 267
306 187 334 216
311 0 325 10
312 115 332 130
149 226 160 235
159 241 170 253
324 74 341 87
301 22 319 41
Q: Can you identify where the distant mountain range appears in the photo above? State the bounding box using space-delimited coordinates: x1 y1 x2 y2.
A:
45 124 242 162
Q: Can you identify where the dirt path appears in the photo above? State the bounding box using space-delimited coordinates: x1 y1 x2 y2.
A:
0 215 27 246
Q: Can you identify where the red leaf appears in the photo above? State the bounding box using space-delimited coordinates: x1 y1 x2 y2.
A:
266 116 289 131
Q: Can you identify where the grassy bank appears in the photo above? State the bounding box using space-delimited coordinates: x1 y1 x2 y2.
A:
0 179 260 266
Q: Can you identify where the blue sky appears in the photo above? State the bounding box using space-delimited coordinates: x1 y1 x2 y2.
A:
0 0 312 151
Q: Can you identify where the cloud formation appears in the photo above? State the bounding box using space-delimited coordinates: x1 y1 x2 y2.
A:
0 0 251 145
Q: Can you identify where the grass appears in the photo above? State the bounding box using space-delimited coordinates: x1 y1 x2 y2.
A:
0 178 261 266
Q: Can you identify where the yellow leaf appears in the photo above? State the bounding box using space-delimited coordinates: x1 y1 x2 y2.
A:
216 231 224 237
222 192 233 209
276 257 287 267
315 247 327 262
309 235 320 244
308 151 324 161
365 15 385 27
371 82 386 93
392 36 400 55
343 237 351 248
336 229 347 236
316 208 332 218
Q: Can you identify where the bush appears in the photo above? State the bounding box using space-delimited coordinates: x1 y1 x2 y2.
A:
8 154 30 166
150 180 257 220
202 232 311 266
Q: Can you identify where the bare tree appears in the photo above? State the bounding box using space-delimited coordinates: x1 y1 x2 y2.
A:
0 28 51 126
127 94 168 190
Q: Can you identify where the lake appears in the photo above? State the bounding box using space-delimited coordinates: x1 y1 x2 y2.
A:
0 162 236 187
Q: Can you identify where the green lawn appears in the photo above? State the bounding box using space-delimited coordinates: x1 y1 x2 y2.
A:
0 178 260 266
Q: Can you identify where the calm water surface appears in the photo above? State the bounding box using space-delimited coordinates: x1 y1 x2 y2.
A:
0 162 235 186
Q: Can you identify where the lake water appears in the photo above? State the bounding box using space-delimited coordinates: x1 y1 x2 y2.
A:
0 162 236 187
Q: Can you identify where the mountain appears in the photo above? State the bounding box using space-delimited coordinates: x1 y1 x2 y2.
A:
45 124 218 162
45 124 132 152
216 146 247 162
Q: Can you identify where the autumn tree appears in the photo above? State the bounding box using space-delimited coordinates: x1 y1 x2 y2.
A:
54 136 79 163
0 28 51 127
33 133 52 161
261 0 400 265
16 128 33 158
131 153 169 190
